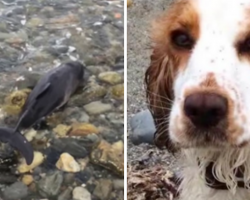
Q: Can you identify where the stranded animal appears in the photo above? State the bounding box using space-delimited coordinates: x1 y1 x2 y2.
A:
0 61 85 165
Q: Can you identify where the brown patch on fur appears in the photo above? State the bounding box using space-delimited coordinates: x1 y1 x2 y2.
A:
200 73 218 88
145 0 200 152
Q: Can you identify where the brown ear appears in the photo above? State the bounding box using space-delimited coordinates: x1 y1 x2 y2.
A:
145 47 178 153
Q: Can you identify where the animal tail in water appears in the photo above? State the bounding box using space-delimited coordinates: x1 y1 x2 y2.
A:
0 127 34 165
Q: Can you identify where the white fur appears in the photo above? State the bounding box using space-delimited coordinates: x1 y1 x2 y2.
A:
167 0 250 199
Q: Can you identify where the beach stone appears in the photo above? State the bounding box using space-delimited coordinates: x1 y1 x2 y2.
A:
68 84 107 107
91 140 124 176
53 124 72 137
69 123 99 136
3 182 28 200
98 71 122 85
84 101 112 115
14 72 41 89
113 179 124 190
111 84 124 99
93 179 113 200
18 151 45 173
52 134 100 158
129 109 156 145
22 174 34 185
38 171 63 198
58 187 73 200
56 153 80 173
73 186 91 200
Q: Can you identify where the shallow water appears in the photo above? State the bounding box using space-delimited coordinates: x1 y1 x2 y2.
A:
0 0 124 199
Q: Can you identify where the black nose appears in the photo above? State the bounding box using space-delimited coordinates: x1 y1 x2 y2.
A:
184 93 228 128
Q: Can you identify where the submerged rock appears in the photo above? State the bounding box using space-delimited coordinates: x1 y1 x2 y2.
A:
69 122 99 136
98 71 123 85
84 101 112 115
3 182 28 200
38 171 63 198
93 179 113 200
73 186 91 200
91 140 124 176
111 84 124 99
2 89 31 115
56 152 80 173
68 84 107 107
18 151 44 173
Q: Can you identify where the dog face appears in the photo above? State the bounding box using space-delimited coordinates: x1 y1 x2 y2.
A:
146 0 250 149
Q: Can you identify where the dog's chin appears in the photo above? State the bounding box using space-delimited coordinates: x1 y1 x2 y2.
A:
174 139 248 150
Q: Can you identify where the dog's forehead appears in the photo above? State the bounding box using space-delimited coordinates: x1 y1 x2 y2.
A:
193 0 250 37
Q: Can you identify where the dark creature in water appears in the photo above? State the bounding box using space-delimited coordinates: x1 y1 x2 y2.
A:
0 61 85 165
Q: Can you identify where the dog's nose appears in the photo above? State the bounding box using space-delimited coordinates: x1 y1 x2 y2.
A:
184 93 228 127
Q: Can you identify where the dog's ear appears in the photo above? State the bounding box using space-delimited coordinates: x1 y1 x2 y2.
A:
145 47 178 153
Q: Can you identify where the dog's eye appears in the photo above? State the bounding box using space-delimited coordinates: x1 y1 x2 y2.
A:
171 30 194 50
238 37 250 53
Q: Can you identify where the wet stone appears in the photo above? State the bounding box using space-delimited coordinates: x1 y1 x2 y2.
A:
2 89 31 115
111 84 124 99
58 187 73 200
3 182 28 200
18 151 45 173
84 101 112 115
53 124 72 137
37 171 63 198
56 152 80 173
98 71 123 85
51 134 101 158
73 186 91 200
68 84 107 107
93 179 113 200
90 140 124 177
69 123 99 136
129 109 156 145
14 71 41 89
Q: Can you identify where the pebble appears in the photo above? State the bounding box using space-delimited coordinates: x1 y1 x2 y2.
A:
98 71 123 85
84 101 112 115
69 123 99 136
129 109 156 145
22 175 34 185
93 179 113 200
56 152 81 173
18 151 45 173
113 179 124 190
38 171 63 198
53 124 72 137
78 157 89 170
26 17 44 27
91 140 124 176
58 187 73 200
24 129 37 142
68 84 107 107
52 134 100 158
111 84 124 99
3 182 28 200
73 186 91 200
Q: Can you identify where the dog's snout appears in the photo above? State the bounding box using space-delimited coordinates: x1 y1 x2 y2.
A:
184 92 228 128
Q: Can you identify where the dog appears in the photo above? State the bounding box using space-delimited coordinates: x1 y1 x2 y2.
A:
145 0 250 199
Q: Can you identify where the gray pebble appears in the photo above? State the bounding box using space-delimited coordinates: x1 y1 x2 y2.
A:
52 134 100 158
38 171 64 198
73 187 91 200
57 187 73 200
93 179 113 200
3 182 28 200
129 109 156 145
